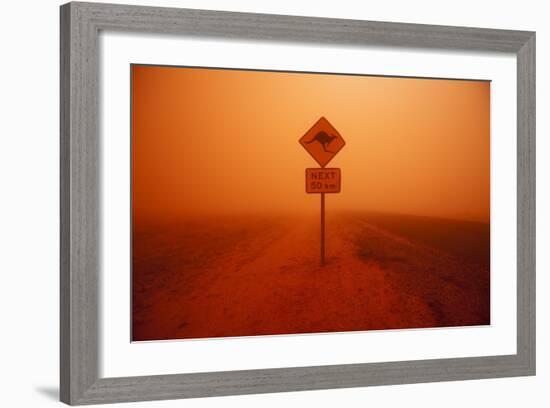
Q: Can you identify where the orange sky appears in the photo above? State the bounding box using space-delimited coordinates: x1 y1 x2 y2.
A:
132 65 490 222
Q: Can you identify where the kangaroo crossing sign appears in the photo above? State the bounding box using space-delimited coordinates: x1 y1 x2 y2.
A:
299 117 345 266
299 116 346 167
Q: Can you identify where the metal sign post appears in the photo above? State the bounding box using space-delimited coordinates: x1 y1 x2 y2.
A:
320 192 325 265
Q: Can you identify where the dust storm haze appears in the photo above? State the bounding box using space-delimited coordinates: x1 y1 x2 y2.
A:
131 65 490 223
131 65 491 341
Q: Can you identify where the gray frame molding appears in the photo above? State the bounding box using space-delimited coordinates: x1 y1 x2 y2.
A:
60 2 536 405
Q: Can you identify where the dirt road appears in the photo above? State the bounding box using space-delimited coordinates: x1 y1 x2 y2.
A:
132 212 489 341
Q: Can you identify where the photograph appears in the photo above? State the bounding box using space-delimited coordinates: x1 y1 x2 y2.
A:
1 0 542 405
131 64 491 342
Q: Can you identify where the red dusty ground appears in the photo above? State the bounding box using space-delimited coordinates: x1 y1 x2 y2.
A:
132 212 490 341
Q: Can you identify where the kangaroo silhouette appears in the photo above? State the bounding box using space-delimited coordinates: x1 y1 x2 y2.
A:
304 131 338 153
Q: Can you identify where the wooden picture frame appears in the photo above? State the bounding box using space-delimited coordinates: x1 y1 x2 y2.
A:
60 2 535 405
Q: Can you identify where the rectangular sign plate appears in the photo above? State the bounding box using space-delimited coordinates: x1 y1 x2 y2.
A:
306 168 341 193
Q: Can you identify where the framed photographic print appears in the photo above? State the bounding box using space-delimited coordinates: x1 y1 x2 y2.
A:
60 1 536 405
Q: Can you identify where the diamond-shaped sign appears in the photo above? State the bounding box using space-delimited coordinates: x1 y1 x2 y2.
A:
299 117 345 167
